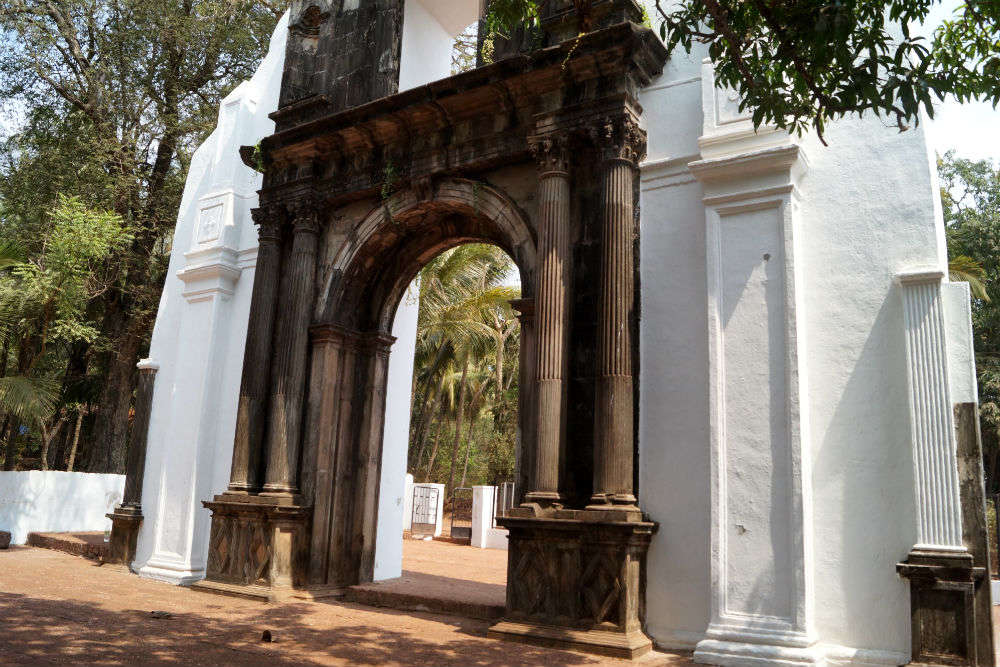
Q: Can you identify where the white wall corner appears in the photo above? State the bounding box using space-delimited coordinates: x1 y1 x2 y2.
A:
942 281 978 406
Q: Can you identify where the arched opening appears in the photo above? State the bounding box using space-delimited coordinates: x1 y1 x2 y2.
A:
300 179 536 593
200 9 665 652
363 241 521 613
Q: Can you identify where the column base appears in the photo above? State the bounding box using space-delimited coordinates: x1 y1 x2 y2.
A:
896 549 986 667
492 508 656 660
196 493 311 599
523 490 564 508
106 506 143 569
693 639 823 666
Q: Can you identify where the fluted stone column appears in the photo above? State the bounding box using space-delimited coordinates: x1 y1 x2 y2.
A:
228 205 285 493
263 198 321 496
121 361 158 510
107 359 158 566
525 134 571 507
510 298 536 507
590 117 645 509
898 270 966 549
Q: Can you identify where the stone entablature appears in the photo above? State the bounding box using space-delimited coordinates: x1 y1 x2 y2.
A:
251 22 665 207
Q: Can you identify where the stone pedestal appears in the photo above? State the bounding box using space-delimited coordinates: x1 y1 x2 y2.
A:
106 507 142 567
897 550 986 667
489 509 656 659
193 494 310 601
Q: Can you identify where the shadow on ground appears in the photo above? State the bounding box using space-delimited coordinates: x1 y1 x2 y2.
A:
0 590 606 667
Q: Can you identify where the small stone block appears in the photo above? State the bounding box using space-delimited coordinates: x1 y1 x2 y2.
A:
0 531 10 549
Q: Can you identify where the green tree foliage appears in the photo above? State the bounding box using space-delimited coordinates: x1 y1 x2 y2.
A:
0 196 130 468
407 244 521 496
941 152 1000 492
0 0 280 471
486 0 1000 143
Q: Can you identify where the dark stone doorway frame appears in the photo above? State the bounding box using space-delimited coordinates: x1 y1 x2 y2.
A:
196 3 668 658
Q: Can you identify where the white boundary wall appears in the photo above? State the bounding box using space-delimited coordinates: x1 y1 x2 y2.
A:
0 471 124 544
471 485 508 550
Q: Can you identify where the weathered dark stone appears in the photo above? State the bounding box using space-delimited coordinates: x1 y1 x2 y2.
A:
0 530 10 549
202 2 668 657
107 362 156 567
492 508 656 658
194 495 311 601
898 550 985 667
106 508 141 566
955 402 996 667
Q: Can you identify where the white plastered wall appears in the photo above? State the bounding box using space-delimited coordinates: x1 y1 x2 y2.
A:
635 0 955 662
373 284 420 581
133 15 289 585
0 471 124 544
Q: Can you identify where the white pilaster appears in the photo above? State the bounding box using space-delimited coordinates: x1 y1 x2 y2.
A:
691 60 818 666
897 270 965 552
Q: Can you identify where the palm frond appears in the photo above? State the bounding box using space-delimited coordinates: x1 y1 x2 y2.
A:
0 374 59 425
950 255 991 302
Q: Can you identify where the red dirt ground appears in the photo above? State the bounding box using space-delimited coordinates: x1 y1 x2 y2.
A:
0 545 694 666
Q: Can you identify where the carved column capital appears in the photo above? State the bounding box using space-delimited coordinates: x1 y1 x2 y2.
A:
251 203 286 244
589 116 647 165
287 195 323 235
529 132 572 175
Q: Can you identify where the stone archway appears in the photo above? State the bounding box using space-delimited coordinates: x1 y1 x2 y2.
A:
304 179 537 590
196 3 668 659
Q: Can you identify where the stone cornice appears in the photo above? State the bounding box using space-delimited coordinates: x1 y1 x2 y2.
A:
897 268 946 285
688 144 806 183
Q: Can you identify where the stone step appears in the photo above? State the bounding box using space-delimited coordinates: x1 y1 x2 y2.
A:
344 574 505 621
26 531 109 561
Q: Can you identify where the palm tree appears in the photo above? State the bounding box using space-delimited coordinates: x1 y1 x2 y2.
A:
408 243 521 493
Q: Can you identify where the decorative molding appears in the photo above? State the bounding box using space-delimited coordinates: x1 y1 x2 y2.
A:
698 59 787 160
689 144 806 183
177 246 243 302
643 74 701 94
640 155 699 192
